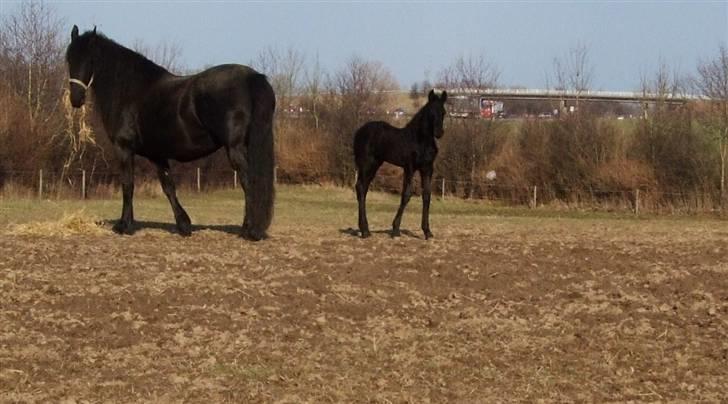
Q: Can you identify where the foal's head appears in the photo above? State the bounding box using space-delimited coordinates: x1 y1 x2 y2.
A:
66 25 98 108
423 89 448 139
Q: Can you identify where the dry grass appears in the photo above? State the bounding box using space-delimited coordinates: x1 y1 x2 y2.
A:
5 210 108 237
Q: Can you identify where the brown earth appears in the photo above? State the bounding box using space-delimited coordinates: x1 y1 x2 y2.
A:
1 218 727 402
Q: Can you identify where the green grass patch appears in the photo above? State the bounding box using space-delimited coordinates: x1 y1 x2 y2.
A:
1 184 723 231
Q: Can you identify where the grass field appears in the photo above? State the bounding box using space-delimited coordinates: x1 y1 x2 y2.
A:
1 185 727 402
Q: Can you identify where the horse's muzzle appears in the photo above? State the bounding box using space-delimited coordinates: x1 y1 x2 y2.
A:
69 90 85 108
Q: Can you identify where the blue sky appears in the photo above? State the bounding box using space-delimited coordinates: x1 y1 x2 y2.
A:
2 1 726 91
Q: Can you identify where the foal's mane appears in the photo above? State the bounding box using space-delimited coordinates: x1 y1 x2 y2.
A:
405 97 435 136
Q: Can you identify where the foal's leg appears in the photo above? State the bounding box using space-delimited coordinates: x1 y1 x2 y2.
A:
420 166 434 240
112 147 135 235
155 162 192 236
355 160 382 238
391 168 414 237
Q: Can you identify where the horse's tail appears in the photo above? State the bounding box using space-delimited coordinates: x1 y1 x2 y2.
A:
244 73 276 240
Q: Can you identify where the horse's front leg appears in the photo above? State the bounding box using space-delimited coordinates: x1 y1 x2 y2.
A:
420 167 434 240
112 147 135 235
391 168 414 237
155 162 192 236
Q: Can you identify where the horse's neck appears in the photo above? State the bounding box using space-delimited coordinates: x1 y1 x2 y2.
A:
405 112 430 141
91 45 169 132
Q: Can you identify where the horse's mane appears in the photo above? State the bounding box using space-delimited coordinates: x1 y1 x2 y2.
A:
405 99 432 136
79 30 171 130
90 32 169 80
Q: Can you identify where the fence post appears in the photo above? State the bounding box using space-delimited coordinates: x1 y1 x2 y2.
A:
531 185 537 208
634 189 640 215
38 169 43 199
233 170 238 189
81 169 86 199
441 178 446 201
196 167 201 192
274 166 278 185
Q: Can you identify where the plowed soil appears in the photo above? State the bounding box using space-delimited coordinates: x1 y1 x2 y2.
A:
1 188 727 402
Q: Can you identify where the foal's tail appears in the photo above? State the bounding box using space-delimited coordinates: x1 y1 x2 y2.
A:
244 73 276 240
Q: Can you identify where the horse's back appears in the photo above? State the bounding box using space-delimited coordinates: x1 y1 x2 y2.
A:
138 64 271 162
190 65 271 143
354 121 410 167
354 121 388 160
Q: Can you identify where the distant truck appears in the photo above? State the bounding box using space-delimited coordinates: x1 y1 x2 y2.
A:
448 95 504 119
479 98 504 119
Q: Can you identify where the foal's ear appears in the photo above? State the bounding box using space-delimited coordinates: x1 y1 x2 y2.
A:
440 90 448 103
71 25 79 41
428 89 437 102
92 26 97 35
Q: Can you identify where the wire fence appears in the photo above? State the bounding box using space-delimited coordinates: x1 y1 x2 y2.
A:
0 167 725 216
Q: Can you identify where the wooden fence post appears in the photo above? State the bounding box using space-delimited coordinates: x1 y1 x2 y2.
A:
81 169 86 199
635 189 640 215
441 178 446 201
38 169 43 199
233 170 237 189
196 167 201 192
531 185 537 208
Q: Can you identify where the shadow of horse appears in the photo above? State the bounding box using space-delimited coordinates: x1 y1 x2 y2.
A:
99 220 241 236
339 227 421 239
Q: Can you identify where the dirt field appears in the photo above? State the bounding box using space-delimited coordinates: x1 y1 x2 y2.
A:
1 186 727 402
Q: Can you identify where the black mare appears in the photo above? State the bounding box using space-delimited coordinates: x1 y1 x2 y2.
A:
354 89 448 239
65 26 276 240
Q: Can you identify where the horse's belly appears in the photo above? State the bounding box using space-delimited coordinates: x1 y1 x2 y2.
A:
168 126 221 162
138 121 220 162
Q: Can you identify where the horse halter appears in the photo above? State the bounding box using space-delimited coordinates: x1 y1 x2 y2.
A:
69 75 94 91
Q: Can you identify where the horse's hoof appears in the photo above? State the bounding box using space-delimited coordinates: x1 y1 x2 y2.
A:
360 230 371 239
424 231 434 240
112 221 133 235
177 222 192 237
241 227 268 241
391 229 401 238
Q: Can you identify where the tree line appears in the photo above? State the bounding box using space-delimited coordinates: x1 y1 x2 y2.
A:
1 2 727 212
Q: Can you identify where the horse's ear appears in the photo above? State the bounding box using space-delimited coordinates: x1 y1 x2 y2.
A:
428 89 437 102
71 25 79 41
441 90 448 103
92 26 97 35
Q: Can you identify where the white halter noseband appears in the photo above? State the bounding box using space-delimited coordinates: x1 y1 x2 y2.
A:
69 75 94 91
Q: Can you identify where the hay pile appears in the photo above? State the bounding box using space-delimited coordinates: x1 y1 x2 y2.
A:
6 210 108 237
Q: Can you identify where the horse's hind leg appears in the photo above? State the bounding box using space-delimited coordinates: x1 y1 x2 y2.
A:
228 142 264 240
227 145 251 232
391 168 414 237
355 159 382 238
112 147 135 235
155 162 191 236
420 166 434 240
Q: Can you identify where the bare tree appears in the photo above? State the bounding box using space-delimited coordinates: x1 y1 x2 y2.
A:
324 55 398 182
0 0 65 133
695 44 728 202
551 43 594 112
251 46 306 112
330 55 398 123
302 52 326 129
436 54 500 197
132 38 184 73
642 58 686 95
437 53 500 90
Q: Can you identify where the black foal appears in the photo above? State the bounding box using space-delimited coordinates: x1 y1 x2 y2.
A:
353 89 447 239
